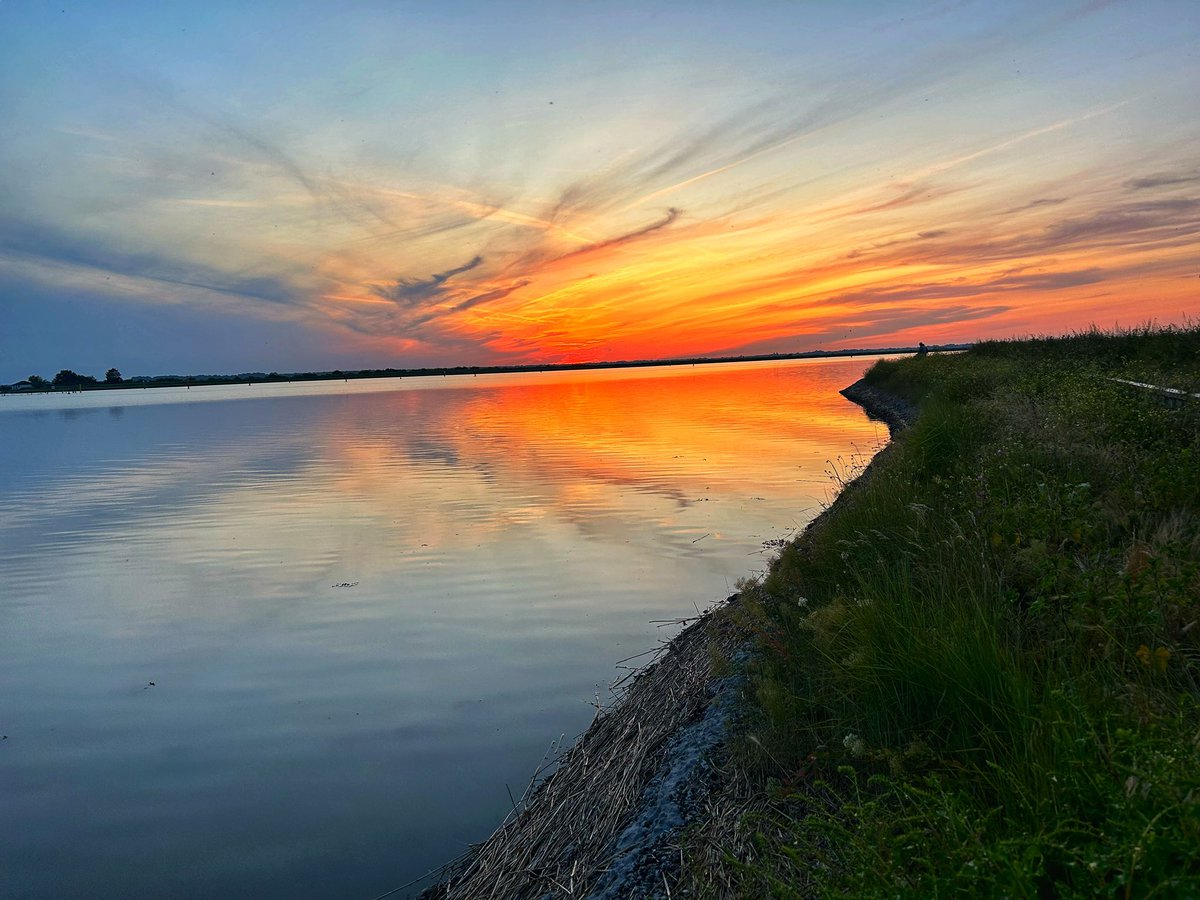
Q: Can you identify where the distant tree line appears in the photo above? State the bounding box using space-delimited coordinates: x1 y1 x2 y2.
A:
2 368 122 392
3 345 970 394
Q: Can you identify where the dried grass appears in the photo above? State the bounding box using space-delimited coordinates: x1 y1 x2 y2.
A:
420 603 749 899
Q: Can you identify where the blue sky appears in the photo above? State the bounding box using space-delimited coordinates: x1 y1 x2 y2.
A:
2 1 1197 378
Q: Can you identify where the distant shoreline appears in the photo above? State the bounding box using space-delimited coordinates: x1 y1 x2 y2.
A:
3 344 967 394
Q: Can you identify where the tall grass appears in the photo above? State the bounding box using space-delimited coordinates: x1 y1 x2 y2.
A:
729 325 1200 896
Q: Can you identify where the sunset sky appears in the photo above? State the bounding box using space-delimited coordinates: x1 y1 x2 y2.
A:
1 1 1197 378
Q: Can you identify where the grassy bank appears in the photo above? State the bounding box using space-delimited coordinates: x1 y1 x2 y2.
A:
725 327 1199 896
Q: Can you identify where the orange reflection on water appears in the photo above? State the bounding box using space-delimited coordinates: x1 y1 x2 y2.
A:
0 355 894 900
2 357 890 628
310 357 889 558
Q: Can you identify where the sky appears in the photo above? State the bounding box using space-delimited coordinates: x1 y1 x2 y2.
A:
1 1 1197 378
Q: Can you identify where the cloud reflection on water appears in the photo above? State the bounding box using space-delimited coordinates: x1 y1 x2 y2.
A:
0 358 888 898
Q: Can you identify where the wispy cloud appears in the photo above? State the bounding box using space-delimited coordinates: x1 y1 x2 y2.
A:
1125 171 1200 191
1003 196 1069 214
0 219 314 311
556 208 681 261
2 0 1197 373
371 255 485 306
845 194 1200 266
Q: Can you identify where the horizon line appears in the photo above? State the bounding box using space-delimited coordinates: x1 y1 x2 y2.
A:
4 343 970 391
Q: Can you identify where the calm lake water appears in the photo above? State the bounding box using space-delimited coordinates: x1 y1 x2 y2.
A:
0 357 886 898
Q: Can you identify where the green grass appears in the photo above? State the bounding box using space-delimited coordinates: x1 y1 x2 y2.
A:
727 325 1200 897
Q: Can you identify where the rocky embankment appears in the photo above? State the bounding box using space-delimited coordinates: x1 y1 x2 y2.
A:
839 377 917 435
419 607 751 899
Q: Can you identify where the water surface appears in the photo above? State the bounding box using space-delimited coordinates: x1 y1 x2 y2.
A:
0 358 886 898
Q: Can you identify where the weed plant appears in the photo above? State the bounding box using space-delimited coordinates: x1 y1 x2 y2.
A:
732 326 1200 897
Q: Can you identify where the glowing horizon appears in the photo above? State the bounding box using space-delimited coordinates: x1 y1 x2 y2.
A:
1 2 1197 377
